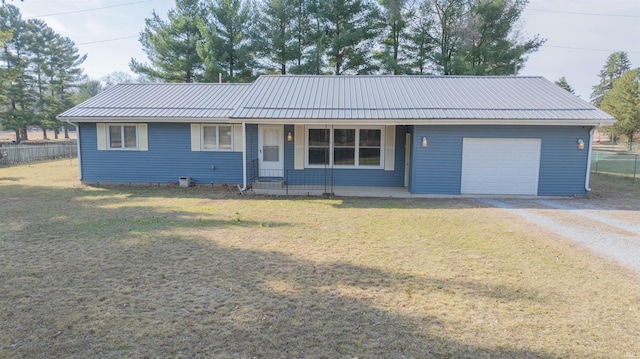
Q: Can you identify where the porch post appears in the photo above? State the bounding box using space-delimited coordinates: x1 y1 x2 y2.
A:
242 121 247 190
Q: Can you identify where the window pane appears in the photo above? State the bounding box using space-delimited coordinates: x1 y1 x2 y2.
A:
109 126 122 148
334 148 355 165
334 129 355 146
219 126 232 149
124 126 137 148
308 129 329 146
359 129 381 146
263 146 279 162
309 147 329 165
203 126 217 149
359 148 381 166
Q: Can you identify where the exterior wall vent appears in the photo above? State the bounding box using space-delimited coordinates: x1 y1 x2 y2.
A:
179 176 191 187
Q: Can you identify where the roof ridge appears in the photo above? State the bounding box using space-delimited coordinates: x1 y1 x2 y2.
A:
114 82 253 86
241 106 600 111
257 75 545 79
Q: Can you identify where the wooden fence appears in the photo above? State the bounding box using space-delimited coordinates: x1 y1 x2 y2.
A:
0 143 77 166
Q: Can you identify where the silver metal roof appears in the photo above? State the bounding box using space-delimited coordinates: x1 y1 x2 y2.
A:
232 75 614 121
59 83 252 120
59 76 615 124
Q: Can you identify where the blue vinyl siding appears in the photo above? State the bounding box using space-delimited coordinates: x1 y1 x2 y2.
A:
409 125 591 196
78 122 591 196
79 122 243 184
283 125 407 187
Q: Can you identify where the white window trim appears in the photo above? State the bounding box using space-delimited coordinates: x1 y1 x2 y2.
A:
304 126 385 169
201 124 234 151
107 123 139 151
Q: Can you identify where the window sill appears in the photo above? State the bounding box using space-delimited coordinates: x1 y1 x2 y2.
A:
305 165 384 170
201 148 233 152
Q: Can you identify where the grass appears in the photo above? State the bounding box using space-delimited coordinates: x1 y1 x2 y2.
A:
1 160 640 358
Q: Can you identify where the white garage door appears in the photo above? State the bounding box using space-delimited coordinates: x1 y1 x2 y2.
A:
461 138 541 195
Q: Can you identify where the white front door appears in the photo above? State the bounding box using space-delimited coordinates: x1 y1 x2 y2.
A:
258 125 284 177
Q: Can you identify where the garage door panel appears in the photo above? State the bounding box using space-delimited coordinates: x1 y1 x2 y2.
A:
461 138 541 195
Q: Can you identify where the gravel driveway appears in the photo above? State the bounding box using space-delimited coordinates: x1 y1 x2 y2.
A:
479 198 640 274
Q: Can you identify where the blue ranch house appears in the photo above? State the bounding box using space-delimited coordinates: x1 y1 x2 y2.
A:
58 75 615 196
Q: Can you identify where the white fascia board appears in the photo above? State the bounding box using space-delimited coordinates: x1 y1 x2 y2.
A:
233 118 616 126
56 116 238 123
57 116 615 127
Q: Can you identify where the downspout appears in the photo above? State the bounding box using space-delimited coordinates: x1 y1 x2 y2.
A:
240 121 247 192
585 125 598 192
66 119 82 181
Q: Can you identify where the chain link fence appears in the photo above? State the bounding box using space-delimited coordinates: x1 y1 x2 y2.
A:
591 151 639 178
0 142 77 166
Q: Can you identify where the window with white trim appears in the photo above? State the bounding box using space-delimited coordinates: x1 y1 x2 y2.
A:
202 124 233 151
305 126 383 168
108 124 138 150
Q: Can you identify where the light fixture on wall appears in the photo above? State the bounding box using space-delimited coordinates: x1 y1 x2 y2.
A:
421 136 428 147
577 138 584 150
287 132 293 142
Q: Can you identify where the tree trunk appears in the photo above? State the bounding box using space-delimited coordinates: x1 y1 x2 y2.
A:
19 127 28 141
64 126 69 139
14 129 20 142
42 127 48 140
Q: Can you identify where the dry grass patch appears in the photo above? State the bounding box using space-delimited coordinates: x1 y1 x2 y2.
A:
1 161 640 358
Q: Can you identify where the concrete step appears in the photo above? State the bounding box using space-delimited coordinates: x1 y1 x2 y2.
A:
252 180 285 189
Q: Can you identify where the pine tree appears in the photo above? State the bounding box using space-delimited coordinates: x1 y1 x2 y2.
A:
27 19 56 139
289 0 315 73
375 0 412 74
204 0 255 82
600 69 640 151
251 0 297 74
46 35 87 138
130 0 208 83
316 0 380 75
1 4 86 141
555 76 575 94
405 2 434 74
0 29 13 109
293 0 328 74
426 0 467 75
411 0 542 76
456 0 544 75
0 4 35 141
591 51 632 107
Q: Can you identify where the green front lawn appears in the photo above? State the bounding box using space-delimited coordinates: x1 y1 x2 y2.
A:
1 160 639 358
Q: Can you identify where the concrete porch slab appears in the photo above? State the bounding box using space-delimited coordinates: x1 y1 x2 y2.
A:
249 186 566 199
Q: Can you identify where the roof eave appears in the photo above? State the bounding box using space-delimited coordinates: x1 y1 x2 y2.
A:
228 118 616 126
56 116 238 123
57 115 615 126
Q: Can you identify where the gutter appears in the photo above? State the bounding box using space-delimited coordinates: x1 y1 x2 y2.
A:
65 119 82 181
585 125 598 192
239 121 247 193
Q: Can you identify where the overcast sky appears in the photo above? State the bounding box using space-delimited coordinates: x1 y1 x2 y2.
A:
12 0 640 100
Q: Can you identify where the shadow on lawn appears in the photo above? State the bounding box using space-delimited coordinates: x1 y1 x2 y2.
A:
0 185 293 242
1 184 560 358
2 245 557 357
113 239 554 358
0 177 24 181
